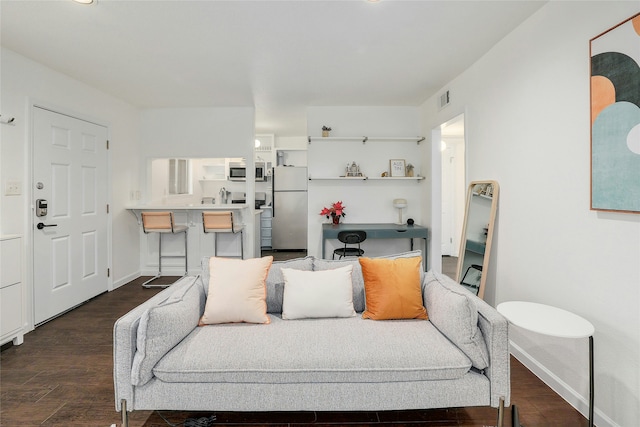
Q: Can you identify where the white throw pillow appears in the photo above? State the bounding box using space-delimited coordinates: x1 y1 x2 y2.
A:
281 265 356 320
200 256 273 325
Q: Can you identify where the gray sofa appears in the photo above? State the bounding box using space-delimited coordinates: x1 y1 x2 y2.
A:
114 252 510 427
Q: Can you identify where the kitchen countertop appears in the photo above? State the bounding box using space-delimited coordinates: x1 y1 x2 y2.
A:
126 204 250 223
127 203 249 210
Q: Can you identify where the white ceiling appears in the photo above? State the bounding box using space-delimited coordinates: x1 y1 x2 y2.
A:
0 0 545 136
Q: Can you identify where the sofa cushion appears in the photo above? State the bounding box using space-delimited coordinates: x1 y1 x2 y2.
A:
281 265 356 320
200 256 273 325
131 276 202 386
202 255 315 313
423 271 490 370
313 250 423 312
265 256 314 313
360 256 428 320
153 315 472 384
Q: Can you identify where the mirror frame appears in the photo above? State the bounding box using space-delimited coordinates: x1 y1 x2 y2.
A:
455 180 499 299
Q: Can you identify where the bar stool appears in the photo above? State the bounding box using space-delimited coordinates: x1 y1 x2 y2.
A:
140 211 188 288
202 211 244 259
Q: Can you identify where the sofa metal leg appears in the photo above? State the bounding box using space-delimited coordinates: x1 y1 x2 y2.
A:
497 396 505 427
511 404 520 427
121 399 129 427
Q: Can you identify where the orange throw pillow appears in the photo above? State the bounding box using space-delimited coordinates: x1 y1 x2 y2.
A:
359 257 428 320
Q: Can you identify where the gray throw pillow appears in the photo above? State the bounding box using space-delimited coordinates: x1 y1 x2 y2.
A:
423 270 489 370
131 276 202 386
265 256 314 313
201 255 314 313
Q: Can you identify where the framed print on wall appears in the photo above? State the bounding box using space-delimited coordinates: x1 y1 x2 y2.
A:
590 13 640 213
389 159 406 177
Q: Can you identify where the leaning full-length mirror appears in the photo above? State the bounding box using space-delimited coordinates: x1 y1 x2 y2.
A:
455 181 499 299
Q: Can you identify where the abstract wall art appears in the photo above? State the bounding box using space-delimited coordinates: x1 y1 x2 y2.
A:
590 13 640 213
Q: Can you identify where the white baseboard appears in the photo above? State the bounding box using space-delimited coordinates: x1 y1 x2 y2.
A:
509 340 618 427
111 271 140 290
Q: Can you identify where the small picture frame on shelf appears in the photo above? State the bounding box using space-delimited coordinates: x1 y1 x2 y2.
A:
389 159 406 177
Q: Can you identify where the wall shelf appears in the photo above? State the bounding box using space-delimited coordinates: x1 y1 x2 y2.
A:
308 136 425 145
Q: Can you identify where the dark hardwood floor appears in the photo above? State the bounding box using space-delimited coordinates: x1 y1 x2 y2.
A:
1 270 589 427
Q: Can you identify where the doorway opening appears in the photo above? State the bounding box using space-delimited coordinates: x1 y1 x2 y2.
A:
440 114 466 280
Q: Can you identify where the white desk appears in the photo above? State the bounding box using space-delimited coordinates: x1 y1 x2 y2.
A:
497 301 595 427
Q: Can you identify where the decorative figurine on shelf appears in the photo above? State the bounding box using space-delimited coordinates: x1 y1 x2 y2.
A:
345 161 364 177
406 163 415 177
322 126 332 137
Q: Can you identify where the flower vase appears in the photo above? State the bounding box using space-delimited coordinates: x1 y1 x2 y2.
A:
332 215 340 225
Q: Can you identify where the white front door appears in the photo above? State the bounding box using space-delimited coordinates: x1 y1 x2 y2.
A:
32 107 109 324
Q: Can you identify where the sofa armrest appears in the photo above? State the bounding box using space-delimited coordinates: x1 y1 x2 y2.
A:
422 271 510 408
113 275 203 411
473 296 510 407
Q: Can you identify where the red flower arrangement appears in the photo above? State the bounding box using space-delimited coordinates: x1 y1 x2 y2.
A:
320 201 346 224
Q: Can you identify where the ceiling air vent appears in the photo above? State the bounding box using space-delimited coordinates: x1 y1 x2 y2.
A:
438 89 450 110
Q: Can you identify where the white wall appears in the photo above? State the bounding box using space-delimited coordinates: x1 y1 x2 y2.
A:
139 107 255 202
138 107 258 261
420 3 640 426
140 107 254 160
307 107 425 260
0 47 142 331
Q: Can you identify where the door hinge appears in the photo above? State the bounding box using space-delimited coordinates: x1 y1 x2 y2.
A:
106 140 109 150
106 204 110 214
107 268 110 278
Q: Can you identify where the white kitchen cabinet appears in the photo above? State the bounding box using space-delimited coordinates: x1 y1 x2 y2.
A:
260 207 273 249
255 134 274 166
1 235 24 346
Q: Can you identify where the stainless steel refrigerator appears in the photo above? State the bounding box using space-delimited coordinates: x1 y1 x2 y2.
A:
272 166 308 250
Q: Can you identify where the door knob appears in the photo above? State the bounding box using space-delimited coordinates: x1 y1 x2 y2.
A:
37 222 57 230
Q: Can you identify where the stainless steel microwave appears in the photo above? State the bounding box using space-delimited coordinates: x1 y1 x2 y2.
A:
228 162 266 182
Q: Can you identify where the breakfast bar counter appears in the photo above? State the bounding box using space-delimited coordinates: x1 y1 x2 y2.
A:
127 204 256 275
127 203 248 217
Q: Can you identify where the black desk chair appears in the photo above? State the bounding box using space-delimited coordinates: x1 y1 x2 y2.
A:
333 230 367 259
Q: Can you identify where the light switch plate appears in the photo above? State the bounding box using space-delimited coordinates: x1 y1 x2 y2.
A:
5 181 21 196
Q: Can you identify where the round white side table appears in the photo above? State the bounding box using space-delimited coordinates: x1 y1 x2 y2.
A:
497 301 595 427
